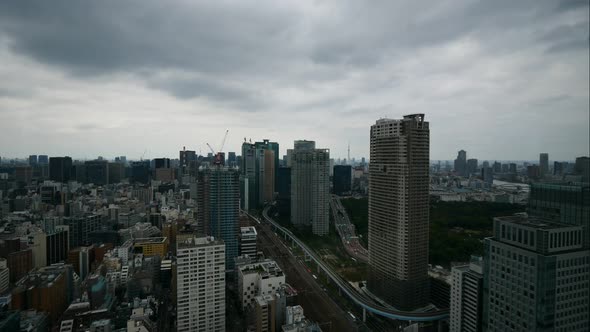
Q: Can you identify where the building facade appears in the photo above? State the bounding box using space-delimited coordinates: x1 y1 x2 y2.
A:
333 165 352 196
197 166 240 270
483 215 589 331
176 236 225 332
289 140 330 236
367 114 430 310
450 256 484 332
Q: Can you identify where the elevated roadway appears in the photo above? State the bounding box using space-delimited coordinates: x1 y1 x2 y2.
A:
243 206 449 323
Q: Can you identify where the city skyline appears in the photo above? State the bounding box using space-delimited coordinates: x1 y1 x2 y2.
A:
0 1 588 161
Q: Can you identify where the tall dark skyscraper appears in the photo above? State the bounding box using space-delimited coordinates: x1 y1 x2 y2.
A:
197 166 240 270
333 165 352 195
467 158 478 175
367 114 430 310
28 155 38 166
85 160 109 185
454 150 467 176
38 155 49 165
131 161 150 184
539 152 549 176
49 156 73 183
227 152 236 167
154 158 171 169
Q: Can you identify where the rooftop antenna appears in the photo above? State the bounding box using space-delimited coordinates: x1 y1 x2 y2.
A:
348 142 350 162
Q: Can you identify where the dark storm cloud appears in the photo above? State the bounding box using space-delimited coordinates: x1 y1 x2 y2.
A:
0 1 297 75
0 0 588 160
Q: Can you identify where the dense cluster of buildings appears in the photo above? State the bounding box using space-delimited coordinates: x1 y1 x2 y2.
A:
0 147 333 331
1 113 588 331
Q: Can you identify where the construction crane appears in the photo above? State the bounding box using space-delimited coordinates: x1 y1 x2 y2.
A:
206 129 229 166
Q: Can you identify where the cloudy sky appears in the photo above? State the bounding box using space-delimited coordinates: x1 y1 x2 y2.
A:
0 1 588 161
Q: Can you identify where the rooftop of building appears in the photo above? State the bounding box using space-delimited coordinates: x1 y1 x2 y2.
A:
177 236 224 249
495 214 582 230
239 259 284 277
133 237 167 244
240 226 257 236
15 266 67 289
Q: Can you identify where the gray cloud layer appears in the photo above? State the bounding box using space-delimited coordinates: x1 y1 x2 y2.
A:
0 0 588 160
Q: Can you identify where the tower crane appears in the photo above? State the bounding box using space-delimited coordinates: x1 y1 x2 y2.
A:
206 129 229 166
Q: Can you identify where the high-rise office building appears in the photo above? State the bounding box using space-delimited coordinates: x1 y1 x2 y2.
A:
108 162 125 184
197 166 240 269
333 165 352 196
539 153 549 176
367 114 430 310
154 157 170 169
289 140 330 236
553 161 564 176
467 158 478 175
176 236 225 332
49 157 73 183
454 150 467 177
227 152 237 167
276 167 291 218
241 142 257 210
254 139 280 192
450 256 484 332
260 149 275 204
29 155 38 166
38 155 49 165
46 226 70 265
241 140 279 210
509 163 517 174
574 156 589 182
179 148 197 176
63 214 101 248
482 167 493 184
483 215 589 331
528 182 590 246
492 161 502 174
85 160 109 185
131 161 150 184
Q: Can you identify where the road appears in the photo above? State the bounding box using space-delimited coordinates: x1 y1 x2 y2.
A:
256 220 358 332
330 195 369 262
256 206 449 322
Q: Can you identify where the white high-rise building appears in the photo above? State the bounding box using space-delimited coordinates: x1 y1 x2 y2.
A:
289 140 330 236
450 256 484 332
176 236 226 332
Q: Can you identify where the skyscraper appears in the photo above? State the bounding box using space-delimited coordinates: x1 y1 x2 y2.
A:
289 140 330 236
197 166 240 269
28 155 38 166
367 114 430 310
467 158 478 175
333 165 352 195
38 155 49 165
574 156 589 182
483 215 589 331
454 150 467 177
240 140 279 210
241 142 257 210
255 139 280 191
49 156 73 183
176 236 225 332
85 160 109 185
528 182 590 246
539 153 549 176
